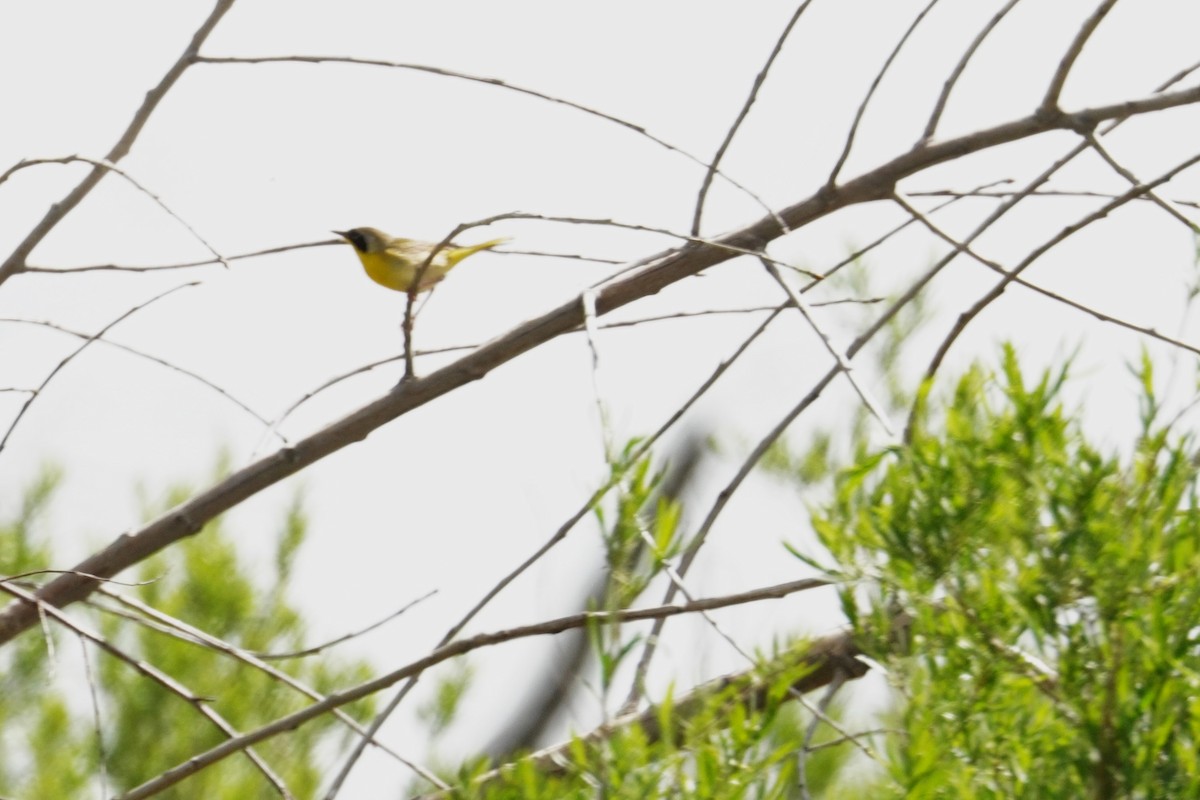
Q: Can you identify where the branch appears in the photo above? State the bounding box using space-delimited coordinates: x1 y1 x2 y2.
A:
115 577 831 799
760 256 897 438
0 0 236 286
916 149 1200 419
691 0 813 235
0 283 198 455
1039 0 1121 117
0 578 294 798
1 317 279 438
892 192 1200 359
91 587 446 789
919 0 1024 143
194 55 778 220
415 626 868 799
826 0 941 187
2 83 1199 645
320 304 787 796
0 155 230 270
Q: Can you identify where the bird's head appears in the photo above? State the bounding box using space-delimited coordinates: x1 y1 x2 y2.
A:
333 227 388 254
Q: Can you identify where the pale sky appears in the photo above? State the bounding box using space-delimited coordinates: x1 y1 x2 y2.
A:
3 1 1200 794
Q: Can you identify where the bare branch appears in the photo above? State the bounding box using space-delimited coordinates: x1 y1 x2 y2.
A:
638 529 873 761
760 256 897 438
1 155 230 270
2 80 1198 645
622 359 842 711
415 625 867 799
0 283 199 455
1040 0 1121 117
251 590 436 660
1083 131 1200 233
321 304 788 796
826 0 941 187
919 0 1024 144
1 317 281 439
23 239 332 275
117 577 831 800
92 587 447 789
892 192 1200 359
798 672 847 800
254 297 882 454
907 187 1200 210
691 1 814 235
194 55 779 219
0 579 295 798
0 0 236 286
79 635 110 798
917 150 1200 420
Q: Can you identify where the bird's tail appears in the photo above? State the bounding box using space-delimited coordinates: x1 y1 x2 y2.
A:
446 238 510 266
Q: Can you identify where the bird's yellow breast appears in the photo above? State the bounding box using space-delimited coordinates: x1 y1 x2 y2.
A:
356 249 450 292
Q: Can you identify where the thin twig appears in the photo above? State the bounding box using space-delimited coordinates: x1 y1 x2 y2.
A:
580 288 615 459
915 150 1200 433
0 283 199 455
761 257 897 438
1040 0 1121 116
252 590 436 660
798 671 847 800
256 304 822 450
194 55 778 219
919 0 1024 143
1083 130 1200 233
23 239 332 274
826 0 942 187
4 155 230 269
1 317 280 439
907 188 1200 210
691 1 813 235
79 636 110 800
415 625 868 799
892 191 1200 359
621 364 842 712
638 530 869 759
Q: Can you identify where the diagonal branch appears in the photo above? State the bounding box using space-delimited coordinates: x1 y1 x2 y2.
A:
195 54 778 220
917 150 1200 412
1 83 1198 646
919 0 1024 144
0 578 294 798
0 283 198 455
116 577 831 800
319 304 786 797
760 256 897 438
414 626 868 799
1040 0 1121 116
891 191 1200 359
0 0 236 286
691 0 814 235
826 0 941 187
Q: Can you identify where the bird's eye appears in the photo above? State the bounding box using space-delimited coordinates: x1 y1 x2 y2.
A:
347 230 368 251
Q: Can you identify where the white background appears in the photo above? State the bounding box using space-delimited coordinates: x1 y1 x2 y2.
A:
3 1 1200 794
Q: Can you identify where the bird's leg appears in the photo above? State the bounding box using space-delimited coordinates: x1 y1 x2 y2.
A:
400 286 419 382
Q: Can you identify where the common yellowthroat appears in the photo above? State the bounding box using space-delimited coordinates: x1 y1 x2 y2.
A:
333 227 507 293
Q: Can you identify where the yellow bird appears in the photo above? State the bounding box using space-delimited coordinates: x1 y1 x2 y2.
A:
333 227 507 293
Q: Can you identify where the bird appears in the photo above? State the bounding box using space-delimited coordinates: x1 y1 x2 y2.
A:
333 227 508 293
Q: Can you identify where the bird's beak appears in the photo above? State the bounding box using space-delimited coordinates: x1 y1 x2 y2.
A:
332 230 350 240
